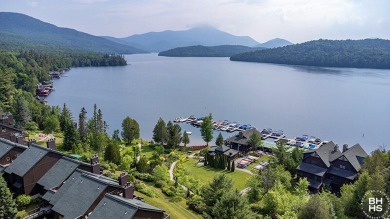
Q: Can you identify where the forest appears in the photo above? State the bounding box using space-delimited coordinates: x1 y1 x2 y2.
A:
230 39 390 69
158 45 263 57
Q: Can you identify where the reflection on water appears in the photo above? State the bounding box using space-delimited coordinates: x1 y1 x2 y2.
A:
291 65 342 75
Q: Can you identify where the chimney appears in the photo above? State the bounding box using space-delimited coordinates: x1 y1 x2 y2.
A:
46 138 56 150
7 114 14 125
123 183 134 199
16 136 25 145
239 132 243 138
10 134 16 143
118 173 129 186
27 139 37 147
334 144 339 152
91 155 100 174
342 144 349 153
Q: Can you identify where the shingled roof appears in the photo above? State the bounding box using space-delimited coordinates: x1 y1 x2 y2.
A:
296 162 327 176
0 138 27 159
4 144 49 176
336 143 368 172
304 141 341 167
225 129 261 145
49 169 121 219
37 157 81 190
89 194 164 219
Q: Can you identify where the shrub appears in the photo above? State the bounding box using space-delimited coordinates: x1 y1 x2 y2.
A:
187 195 207 214
134 183 157 198
133 172 154 182
16 195 31 207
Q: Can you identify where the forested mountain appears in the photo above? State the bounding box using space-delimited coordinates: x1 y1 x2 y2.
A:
0 12 144 54
231 39 390 69
257 38 293 48
158 45 265 57
104 26 259 52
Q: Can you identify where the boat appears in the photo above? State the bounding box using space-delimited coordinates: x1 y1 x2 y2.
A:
186 131 192 135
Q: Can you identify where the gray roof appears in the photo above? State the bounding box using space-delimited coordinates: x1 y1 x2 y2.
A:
89 194 164 219
4 144 49 176
0 138 27 159
51 170 109 219
296 162 327 176
304 141 341 167
42 190 55 201
37 157 80 190
327 166 357 180
215 145 230 153
338 144 367 172
223 149 239 157
225 129 261 145
0 165 4 173
307 179 322 189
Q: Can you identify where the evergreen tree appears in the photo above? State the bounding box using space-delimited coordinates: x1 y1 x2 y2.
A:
167 123 181 149
298 194 333 219
112 129 121 143
248 131 262 151
204 153 208 166
104 142 121 164
182 131 190 147
215 132 224 146
152 118 168 145
97 109 104 133
13 95 31 127
200 114 214 146
0 175 17 218
63 119 78 151
202 174 233 216
0 68 15 111
231 160 235 172
78 107 88 142
227 159 231 170
121 116 140 144
43 114 60 133
59 103 71 131
137 156 150 173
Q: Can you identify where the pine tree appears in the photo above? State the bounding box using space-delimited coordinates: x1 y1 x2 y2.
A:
200 114 214 146
182 131 190 147
63 119 78 151
78 107 88 142
121 116 140 144
204 153 208 166
227 159 231 170
167 123 181 149
59 103 71 131
152 118 168 145
13 95 31 127
231 160 235 172
216 132 224 146
0 175 17 218
104 142 121 164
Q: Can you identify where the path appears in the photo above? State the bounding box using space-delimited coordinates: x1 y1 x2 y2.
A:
169 161 178 181
136 143 141 162
239 187 251 196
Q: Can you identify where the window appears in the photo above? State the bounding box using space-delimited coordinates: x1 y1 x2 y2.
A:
340 165 346 169
6 157 10 161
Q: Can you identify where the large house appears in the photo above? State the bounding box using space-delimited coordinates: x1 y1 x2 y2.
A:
225 129 262 154
0 137 169 219
208 145 239 160
296 141 368 191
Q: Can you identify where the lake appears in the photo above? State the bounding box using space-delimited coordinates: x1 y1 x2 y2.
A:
46 54 390 152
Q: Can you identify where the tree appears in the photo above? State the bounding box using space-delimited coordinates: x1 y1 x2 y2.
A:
215 132 224 146
13 95 31 126
248 131 262 151
167 122 181 149
137 156 149 173
274 139 289 166
59 103 71 131
201 174 233 216
112 129 121 143
78 107 88 142
121 116 140 144
152 164 170 183
200 114 213 146
212 190 254 219
16 195 31 208
43 114 60 133
63 119 78 151
0 175 17 218
104 142 121 164
298 194 333 219
152 118 168 145
231 160 235 172
182 131 190 147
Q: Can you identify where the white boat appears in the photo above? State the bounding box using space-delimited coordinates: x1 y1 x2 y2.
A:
186 131 192 135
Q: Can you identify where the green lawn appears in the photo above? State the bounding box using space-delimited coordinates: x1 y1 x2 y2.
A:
181 158 252 191
135 185 202 219
140 144 156 158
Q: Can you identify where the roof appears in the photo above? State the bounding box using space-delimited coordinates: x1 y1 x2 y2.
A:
0 165 4 173
304 141 341 167
4 144 49 176
225 129 262 145
307 179 322 189
223 149 239 157
296 162 327 176
337 144 368 172
0 138 27 159
215 145 230 153
50 170 109 219
89 194 164 219
327 166 357 180
37 157 80 190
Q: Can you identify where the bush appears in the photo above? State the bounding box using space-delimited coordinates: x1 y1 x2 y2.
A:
154 180 168 188
187 195 207 214
133 172 154 182
16 195 31 207
162 185 175 197
134 183 157 198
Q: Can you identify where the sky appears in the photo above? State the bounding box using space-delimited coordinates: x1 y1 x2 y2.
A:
1 0 389 43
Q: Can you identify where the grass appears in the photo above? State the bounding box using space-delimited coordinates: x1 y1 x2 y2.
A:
135 184 202 219
140 144 156 159
27 130 64 147
181 158 252 191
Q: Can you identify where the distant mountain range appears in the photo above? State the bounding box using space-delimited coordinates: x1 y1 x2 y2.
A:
103 26 263 52
158 45 265 57
0 12 144 54
256 38 293 48
230 39 390 69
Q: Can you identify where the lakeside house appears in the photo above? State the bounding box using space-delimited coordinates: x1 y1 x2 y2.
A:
296 141 368 192
0 137 169 219
208 145 239 160
225 129 263 154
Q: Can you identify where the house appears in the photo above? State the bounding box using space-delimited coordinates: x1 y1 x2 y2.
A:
296 141 367 192
89 194 169 219
208 145 239 160
0 138 27 170
44 170 134 219
0 113 28 144
225 129 262 154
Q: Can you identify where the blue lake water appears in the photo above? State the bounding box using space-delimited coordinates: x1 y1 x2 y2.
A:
46 54 390 152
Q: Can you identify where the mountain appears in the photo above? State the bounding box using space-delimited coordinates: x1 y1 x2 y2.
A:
256 38 293 48
104 26 259 52
230 39 390 69
0 12 144 54
158 45 265 57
